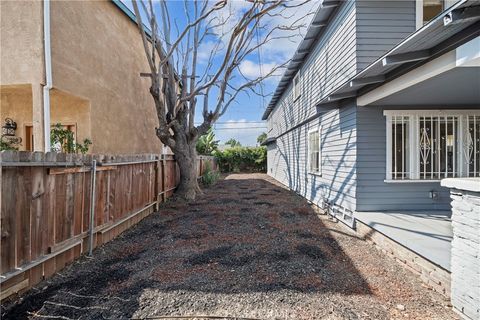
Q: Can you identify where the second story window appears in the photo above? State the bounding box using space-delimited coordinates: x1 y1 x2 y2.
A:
293 73 301 101
417 0 444 28
423 0 444 23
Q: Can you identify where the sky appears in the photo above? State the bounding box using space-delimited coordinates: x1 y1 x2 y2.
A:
123 0 319 146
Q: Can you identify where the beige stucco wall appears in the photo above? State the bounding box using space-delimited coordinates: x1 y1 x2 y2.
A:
0 0 44 85
50 0 162 154
50 89 91 147
1 1 46 150
0 85 33 150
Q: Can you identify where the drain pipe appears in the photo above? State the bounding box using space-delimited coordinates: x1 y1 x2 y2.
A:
43 0 52 151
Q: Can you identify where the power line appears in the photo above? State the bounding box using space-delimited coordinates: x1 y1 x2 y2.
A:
195 121 266 125
214 127 267 131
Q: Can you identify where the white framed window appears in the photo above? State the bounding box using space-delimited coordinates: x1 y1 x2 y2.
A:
385 110 480 181
293 73 301 101
308 126 322 175
416 0 445 29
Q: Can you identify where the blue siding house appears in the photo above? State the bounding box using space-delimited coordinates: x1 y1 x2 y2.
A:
264 0 479 276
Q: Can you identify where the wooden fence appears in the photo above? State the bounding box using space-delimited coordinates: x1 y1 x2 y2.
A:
0 151 216 300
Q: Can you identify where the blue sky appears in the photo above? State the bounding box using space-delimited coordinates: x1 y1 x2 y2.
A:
122 0 318 145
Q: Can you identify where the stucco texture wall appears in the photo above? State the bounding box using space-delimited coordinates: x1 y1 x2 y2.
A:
50 0 162 154
0 85 33 149
0 0 44 85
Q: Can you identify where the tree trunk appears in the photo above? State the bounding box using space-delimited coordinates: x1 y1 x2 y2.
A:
174 141 199 201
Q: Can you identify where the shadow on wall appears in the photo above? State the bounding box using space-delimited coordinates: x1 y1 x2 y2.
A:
272 94 356 212
2 176 371 319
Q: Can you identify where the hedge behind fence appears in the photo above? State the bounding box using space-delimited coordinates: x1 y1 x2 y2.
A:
213 146 266 173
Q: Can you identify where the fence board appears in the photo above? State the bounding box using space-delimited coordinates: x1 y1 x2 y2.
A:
1 168 16 273
16 167 31 268
0 152 216 300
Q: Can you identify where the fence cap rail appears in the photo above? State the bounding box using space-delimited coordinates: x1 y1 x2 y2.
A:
0 151 182 166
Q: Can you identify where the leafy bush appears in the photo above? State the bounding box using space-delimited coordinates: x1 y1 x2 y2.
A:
50 123 92 154
213 146 266 173
201 161 220 186
257 132 267 145
0 140 19 151
196 128 219 155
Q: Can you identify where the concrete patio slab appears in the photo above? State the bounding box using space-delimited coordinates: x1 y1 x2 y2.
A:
354 210 452 271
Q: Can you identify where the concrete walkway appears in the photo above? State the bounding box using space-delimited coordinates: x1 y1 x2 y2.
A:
355 210 452 271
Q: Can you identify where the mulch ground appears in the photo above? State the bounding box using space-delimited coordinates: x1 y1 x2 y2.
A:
1 173 457 320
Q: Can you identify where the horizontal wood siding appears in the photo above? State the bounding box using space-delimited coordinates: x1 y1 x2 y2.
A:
268 102 357 211
355 0 416 71
267 0 357 138
267 2 358 212
356 106 451 211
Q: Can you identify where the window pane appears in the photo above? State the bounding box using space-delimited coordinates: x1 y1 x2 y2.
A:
423 0 443 24
309 131 319 172
420 116 458 179
391 116 409 179
467 115 480 177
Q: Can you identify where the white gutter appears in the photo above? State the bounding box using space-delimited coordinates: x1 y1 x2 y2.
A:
43 0 52 151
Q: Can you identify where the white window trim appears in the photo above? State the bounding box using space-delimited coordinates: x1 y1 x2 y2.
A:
416 0 450 29
293 73 301 102
415 0 423 30
384 109 480 183
308 125 322 176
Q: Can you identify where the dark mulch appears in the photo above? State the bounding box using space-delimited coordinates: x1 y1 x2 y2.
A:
1 174 456 320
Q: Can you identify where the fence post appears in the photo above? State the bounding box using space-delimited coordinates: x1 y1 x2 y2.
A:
162 155 167 201
155 156 161 210
88 159 97 256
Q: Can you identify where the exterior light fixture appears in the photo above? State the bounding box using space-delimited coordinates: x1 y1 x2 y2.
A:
2 118 17 136
1 118 22 147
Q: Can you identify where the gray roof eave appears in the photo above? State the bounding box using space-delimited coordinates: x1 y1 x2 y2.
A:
316 0 480 107
261 1 341 120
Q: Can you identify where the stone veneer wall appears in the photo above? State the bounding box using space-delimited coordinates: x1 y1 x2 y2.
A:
442 178 480 320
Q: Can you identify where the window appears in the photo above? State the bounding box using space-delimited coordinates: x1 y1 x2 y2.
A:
385 111 480 181
293 73 301 101
417 0 444 28
308 127 321 174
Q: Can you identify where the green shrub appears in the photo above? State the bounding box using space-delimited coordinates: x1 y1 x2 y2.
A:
196 128 219 155
213 146 266 173
50 123 92 154
201 161 220 186
0 140 19 151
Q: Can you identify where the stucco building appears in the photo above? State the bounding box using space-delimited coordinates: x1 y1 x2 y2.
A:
1 0 163 154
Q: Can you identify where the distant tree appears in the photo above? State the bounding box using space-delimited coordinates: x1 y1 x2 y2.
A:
196 128 219 155
257 132 267 145
225 138 242 148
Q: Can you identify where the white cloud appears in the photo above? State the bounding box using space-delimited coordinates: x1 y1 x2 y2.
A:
238 60 283 83
197 40 222 62
207 0 319 65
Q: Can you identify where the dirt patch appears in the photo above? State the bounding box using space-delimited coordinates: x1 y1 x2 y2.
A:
2 173 457 320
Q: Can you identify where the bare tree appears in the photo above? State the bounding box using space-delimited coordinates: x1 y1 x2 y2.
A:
132 0 311 200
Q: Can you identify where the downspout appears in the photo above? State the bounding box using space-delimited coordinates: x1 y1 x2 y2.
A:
43 0 52 151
